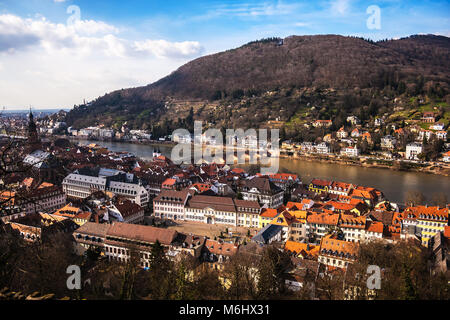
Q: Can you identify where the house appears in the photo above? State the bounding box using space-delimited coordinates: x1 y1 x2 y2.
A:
323 134 333 143
62 167 149 207
259 173 300 194
96 223 204 267
406 206 449 247
6 212 78 243
394 128 405 137
337 127 348 139
314 142 331 155
381 135 397 150
259 207 285 229
112 199 145 224
270 211 297 242
53 204 91 226
362 132 372 143
422 112 436 123
313 120 332 128
72 222 110 253
305 213 340 244
251 223 283 245
239 177 284 208
318 234 359 269
153 190 192 220
405 143 423 160
338 215 366 243
364 221 384 241
340 146 360 157
442 151 450 162
202 239 239 272
309 179 332 194
351 128 361 138
374 118 384 127
0 182 66 216
418 130 434 141
430 123 445 131
436 131 447 140
329 181 353 196
284 241 320 260
347 116 360 126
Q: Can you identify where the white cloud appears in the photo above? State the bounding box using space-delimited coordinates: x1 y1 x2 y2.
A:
330 0 351 16
133 39 204 59
196 1 301 20
0 14 203 58
294 22 310 27
0 14 204 109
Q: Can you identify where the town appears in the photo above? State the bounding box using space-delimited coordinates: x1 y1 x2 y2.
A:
0 111 448 300
3 103 449 176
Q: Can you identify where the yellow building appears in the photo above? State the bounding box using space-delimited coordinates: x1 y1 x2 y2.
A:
410 206 449 247
259 208 281 229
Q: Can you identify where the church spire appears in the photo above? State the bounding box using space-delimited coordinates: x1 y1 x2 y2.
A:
27 107 41 152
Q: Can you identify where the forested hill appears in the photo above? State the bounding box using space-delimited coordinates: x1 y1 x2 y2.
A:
65 34 450 133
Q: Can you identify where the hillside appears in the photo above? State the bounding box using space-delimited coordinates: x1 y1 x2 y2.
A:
65 34 450 136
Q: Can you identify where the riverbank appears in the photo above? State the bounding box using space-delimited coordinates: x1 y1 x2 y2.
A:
278 153 450 177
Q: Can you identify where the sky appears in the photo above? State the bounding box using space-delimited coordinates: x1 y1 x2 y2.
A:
0 0 449 110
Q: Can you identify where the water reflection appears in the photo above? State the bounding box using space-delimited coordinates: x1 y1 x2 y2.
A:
75 140 449 204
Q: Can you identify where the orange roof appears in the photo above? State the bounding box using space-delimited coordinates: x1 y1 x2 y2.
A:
231 168 245 174
260 208 280 219
284 241 320 258
22 177 34 188
444 226 450 239
326 201 355 212
339 214 366 229
306 212 339 225
191 183 212 193
266 173 299 181
286 201 304 211
38 182 54 189
404 206 448 221
366 221 384 233
320 235 359 257
271 211 297 226
350 188 376 200
162 178 176 186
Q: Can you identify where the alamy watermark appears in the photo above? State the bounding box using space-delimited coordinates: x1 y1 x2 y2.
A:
66 265 81 290
366 265 381 290
171 121 280 174
67 5 81 26
367 5 381 30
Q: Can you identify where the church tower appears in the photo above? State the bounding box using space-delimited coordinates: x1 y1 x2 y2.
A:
27 109 41 152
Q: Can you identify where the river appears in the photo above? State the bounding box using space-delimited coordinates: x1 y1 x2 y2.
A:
74 139 449 205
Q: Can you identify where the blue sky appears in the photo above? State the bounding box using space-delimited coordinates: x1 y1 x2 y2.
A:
0 0 449 109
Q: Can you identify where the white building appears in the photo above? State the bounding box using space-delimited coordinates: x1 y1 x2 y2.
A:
436 131 447 140
62 168 149 207
340 146 360 157
153 190 192 221
405 143 423 160
337 127 348 139
314 142 331 154
381 135 397 150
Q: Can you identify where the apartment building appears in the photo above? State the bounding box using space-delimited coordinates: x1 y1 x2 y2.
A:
318 234 359 269
153 190 193 220
239 177 284 208
62 167 149 207
74 222 205 268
